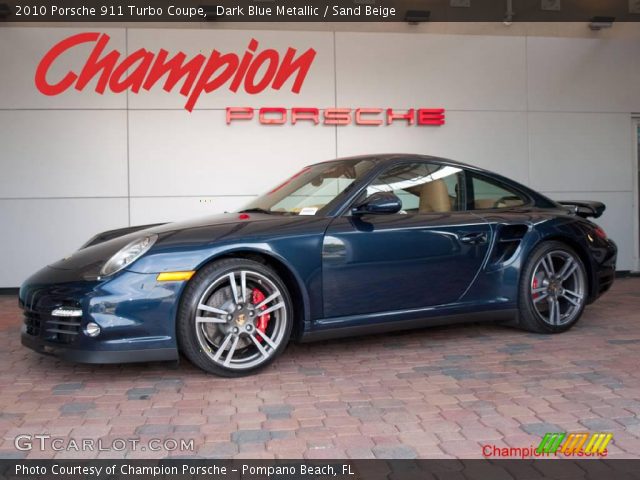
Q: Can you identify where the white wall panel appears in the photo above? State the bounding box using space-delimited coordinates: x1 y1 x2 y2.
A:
540 191 635 271
128 110 336 197
0 27 638 286
528 37 640 113
528 113 633 192
0 110 127 198
0 198 128 287
0 27 126 109
126 29 335 110
130 196 255 225
335 33 527 111
337 111 530 184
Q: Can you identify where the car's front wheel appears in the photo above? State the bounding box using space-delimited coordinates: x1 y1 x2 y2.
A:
177 258 293 376
518 241 588 333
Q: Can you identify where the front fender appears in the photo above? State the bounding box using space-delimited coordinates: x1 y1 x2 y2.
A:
128 237 325 330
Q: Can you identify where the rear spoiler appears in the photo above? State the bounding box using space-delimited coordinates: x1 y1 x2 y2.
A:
557 201 605 219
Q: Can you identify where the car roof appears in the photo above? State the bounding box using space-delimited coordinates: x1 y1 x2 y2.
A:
310 153 478 170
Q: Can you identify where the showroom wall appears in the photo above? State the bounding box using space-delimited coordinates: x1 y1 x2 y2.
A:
0 26 639 287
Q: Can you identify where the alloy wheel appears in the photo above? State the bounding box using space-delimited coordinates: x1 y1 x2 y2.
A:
194 269 287 370
530 250 586 326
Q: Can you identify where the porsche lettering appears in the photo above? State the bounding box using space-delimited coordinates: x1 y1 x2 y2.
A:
225 107 446 125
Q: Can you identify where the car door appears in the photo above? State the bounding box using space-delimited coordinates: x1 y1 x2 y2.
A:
322 161 493 319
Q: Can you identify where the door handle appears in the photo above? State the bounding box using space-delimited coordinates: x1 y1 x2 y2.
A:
460 232 488 245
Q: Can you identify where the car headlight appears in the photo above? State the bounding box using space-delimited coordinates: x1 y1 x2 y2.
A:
100 234 158 277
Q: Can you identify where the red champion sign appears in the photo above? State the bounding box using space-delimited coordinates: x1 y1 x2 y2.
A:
34 32 446 126
35 32 316 111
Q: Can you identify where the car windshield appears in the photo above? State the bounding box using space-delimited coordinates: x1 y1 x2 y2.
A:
238 159 376 215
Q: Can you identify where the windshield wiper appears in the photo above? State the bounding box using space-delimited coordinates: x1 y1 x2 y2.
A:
237 208 273 215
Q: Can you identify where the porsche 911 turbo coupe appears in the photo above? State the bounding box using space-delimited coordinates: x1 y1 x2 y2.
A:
20 154 617 376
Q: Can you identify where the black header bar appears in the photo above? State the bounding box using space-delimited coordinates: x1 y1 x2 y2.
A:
1 0 640 22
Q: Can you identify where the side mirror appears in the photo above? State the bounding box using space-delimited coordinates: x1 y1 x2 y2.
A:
352 192 402 215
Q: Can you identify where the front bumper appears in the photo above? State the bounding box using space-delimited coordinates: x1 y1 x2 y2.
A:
20 333 176 363
19 266 182 364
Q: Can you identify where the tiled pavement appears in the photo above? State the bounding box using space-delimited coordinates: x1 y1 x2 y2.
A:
0 278 639 459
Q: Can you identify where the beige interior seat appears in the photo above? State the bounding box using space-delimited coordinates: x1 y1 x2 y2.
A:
474 198 497 209
502 197 524 207
475 197 522 209
419 179 452 213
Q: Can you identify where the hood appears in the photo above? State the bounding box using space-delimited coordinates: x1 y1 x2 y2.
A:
146 212 274 235
47 212 275 275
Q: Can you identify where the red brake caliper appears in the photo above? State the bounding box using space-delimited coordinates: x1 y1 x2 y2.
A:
532 277 539 300
252 288 270 342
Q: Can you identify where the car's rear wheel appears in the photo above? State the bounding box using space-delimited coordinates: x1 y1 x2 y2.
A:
177 258 292 376
518 241 588 333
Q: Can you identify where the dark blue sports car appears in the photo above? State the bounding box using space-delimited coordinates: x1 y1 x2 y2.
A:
20 154 617 376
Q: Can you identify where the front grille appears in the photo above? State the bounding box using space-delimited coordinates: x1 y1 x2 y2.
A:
23 308 82 344
45 316 82 343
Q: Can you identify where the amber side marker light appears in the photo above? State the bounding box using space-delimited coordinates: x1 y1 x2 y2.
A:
157 271 196 282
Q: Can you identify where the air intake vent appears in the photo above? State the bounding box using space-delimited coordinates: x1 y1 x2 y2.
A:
23 309 41 337
23 306 82 344
490 224 529 264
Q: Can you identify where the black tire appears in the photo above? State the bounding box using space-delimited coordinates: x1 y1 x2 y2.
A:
517 241 588 333
177 258 293 377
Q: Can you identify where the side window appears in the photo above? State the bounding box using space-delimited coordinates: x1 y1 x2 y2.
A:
469 174 527 210
366 162 465 213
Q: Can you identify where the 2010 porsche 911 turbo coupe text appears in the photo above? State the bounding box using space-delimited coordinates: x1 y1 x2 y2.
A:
20 154 617 376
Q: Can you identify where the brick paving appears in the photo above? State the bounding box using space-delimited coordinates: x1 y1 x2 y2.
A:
0 278 639 459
